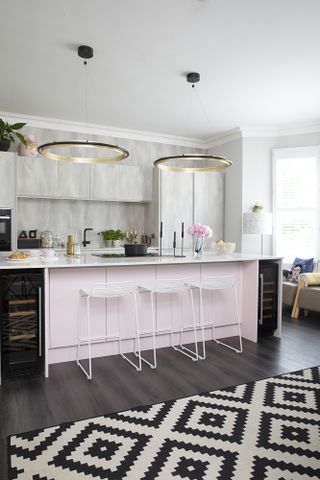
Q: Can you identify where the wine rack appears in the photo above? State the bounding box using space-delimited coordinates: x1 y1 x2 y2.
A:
258 262 278 337
0 269 44 382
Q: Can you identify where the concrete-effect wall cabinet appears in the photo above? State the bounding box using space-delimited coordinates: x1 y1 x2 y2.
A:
17 156 58 197
16 155 152 202
159 169 224 249
0 152 15 207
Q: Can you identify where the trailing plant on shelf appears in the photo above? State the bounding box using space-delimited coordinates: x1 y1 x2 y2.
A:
0 119 27 152
98 229 126 247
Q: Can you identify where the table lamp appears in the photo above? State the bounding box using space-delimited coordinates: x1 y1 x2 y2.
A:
242 212 272 255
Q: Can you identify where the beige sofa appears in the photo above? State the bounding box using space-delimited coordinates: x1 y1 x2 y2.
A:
283 274 320 315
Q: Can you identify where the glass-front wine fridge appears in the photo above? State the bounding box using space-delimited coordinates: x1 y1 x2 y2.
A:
0 269 44 382
258 261 278 337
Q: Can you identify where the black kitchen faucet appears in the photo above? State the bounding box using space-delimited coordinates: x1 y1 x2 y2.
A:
83 228 93 247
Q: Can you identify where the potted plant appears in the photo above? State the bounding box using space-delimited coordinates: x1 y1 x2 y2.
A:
98 229 126 247
0 119 27 152
252 202 263 213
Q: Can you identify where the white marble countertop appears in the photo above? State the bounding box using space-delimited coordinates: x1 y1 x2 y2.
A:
0 251 282 269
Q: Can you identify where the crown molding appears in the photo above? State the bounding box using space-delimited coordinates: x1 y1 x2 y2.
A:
2 111 320 149
205 128 242 149
241 122 320 138
0 111 206 149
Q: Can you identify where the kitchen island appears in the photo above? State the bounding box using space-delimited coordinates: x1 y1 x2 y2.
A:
0 252 282 378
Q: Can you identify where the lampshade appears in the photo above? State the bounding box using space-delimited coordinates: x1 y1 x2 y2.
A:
242 212 272 235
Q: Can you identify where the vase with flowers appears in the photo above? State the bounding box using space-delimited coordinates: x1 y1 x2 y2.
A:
187 223 213 258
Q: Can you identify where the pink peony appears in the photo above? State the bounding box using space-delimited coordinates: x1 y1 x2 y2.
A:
188 223 213 238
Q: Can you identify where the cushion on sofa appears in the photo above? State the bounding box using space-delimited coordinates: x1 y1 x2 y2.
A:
301 273 320 286
292 257 314 274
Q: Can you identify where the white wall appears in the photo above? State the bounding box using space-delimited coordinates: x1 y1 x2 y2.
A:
242 137 275 254
241 131 320 255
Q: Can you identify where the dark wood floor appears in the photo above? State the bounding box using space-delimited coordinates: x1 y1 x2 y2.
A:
1 310 320 478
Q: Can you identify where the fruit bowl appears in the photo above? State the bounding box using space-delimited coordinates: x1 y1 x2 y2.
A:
212 241 236 255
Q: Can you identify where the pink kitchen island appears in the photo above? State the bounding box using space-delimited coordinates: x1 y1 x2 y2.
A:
0 252 282 378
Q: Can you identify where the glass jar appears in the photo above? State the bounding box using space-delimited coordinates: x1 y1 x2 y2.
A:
40 231 53 248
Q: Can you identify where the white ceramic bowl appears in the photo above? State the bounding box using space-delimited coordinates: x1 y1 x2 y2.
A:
222 242 236 254
212 242 236 254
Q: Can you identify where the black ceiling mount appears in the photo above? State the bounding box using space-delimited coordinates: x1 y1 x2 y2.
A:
78 45 94 59
186 72 200 84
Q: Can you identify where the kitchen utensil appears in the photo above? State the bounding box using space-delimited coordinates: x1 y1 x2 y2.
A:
141 234 152 245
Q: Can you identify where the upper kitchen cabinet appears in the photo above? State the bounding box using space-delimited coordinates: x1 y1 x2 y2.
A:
17 156 58 197
194 172 224 240
16 154 152 203
90 164 119 200
118 165 153 202
0 152 15 207
57 162 90 199
90 164 152 202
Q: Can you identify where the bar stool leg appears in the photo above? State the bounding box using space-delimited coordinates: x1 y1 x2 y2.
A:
173 289 199 361
134 291 157 369
214 286 243 354
197 287 206 360
77 295 93 380
119 292 142 371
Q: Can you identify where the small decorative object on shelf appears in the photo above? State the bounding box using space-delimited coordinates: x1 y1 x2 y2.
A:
126 227 138 245
18 134 37 157
187 223 212 258
252 202 263 213
0 119 27 152
98 229 126 247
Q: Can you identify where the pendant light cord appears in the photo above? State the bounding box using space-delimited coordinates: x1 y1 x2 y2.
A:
185 84 195 139
194 88 225 158
84 60 89 141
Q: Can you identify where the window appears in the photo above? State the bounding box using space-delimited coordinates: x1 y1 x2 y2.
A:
273 147 320 264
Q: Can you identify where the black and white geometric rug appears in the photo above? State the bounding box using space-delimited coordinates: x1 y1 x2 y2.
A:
8 366 320 480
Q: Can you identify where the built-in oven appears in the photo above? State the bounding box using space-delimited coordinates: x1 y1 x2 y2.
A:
0 208 11 251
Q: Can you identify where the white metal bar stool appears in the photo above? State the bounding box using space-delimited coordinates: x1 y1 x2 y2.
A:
77 282 145 380
192 275 243 359
138 278 204 363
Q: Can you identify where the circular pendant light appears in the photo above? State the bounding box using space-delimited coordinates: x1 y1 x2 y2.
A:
154 73 232 172
154 153 232 172
38 46 129 164
38 141 129 164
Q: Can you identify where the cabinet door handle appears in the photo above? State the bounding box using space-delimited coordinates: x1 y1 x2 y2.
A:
38 287 42 357
259 273 264 325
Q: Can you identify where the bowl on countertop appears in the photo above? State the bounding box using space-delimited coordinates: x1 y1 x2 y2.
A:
212 241 236 255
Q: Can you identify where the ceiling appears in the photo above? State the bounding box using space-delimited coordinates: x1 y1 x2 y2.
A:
1 0 320 140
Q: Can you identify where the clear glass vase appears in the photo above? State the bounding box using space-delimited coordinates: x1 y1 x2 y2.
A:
194 236 204 258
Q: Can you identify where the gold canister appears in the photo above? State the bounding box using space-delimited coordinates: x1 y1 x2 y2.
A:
66 234 75 255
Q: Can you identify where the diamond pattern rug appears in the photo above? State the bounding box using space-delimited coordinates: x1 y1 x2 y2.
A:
8 366 320 479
